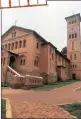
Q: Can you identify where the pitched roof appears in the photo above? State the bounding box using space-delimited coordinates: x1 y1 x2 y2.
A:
56 49 70 62
2 25 70 61
65 13 81 21
2 25 47 43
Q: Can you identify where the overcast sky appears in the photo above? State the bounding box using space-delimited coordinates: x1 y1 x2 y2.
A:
0 1 81 51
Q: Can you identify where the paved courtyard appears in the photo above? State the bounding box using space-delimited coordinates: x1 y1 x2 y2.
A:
2 81 81 118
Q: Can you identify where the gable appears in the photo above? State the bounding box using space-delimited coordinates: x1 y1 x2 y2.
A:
2 26 33 41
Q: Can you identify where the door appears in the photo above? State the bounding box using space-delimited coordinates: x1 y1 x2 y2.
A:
72 73 76 80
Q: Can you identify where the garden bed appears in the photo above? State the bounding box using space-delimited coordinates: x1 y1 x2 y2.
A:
60 102 81 119
1 99 6 118
31 80 80 91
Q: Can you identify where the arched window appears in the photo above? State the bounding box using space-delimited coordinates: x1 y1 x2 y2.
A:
69 34 71 39
15 41 18 49
74 54 76 60
72 42 74 50
23 59 25 65
37 42 39 49
75 33 77 38
19 41 22 48
23 40 26 48
34 56 39 67
20 59 22 65
70 54 72 60
12 43 14 50
3 58 5 66
5 44 7 49
72 34 74 38
8 43 11 50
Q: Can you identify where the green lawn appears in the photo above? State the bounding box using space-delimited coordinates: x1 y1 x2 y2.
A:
60 102 81 119
1 99 6 118
31 80 80 91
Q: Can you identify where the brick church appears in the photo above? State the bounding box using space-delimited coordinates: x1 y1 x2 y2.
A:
1 13 81 88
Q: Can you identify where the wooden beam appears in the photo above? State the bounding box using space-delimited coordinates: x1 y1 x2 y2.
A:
0 4 47 9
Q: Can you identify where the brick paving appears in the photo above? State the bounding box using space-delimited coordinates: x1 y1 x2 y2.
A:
2 81 81 118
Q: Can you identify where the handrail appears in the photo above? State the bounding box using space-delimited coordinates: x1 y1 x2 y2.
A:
7 66 21 76
7 66 43 79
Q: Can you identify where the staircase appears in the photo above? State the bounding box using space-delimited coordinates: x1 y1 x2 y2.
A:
7 66 43 89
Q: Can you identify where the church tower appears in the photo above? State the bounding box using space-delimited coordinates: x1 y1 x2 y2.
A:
65 13 81 80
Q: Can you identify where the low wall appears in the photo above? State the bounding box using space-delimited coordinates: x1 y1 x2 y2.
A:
9 75 43 89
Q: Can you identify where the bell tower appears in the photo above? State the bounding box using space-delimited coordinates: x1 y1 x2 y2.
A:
65 13 81 80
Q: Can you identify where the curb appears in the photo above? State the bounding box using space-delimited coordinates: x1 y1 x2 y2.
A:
52 81 81 91
58 103 80 119
3 98 12 118
73 86 81 91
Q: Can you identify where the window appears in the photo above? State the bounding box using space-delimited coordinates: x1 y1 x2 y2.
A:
70 65 72 68
15 42 18 49
19 41 22 48
12 43 14 50
75 65 77 68
5 44 7 49
70 54 72 60
73 65 74 68
36 42 39 49
72 42 74 50
69 34 71 39
72 34 74 38
74 54 76 60
3 58 5 66
23 59 25 65
75 33 77 38
34 56 39 67
12 30 16 38
20 59 22 65
50 58 51 69
23 40 26 47
69 22 71 24
50 47 51 53
20 59 25 65
52 53 54 60
8 43 10 50
74 20 76 23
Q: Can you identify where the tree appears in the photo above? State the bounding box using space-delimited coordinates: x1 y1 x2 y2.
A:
61 46 67 56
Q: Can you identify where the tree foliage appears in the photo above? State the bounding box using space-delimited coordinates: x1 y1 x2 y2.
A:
61 46 67 55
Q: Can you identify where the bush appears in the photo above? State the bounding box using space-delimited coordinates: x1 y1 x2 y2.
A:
1 83 9 87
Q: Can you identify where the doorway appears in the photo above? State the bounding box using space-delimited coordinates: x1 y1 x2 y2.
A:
9 56 15 69
72 73 76 80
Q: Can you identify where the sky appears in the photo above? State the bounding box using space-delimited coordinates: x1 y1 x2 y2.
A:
0 1 81 51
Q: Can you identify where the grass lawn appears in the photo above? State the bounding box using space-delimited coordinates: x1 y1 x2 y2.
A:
1 99 6 118
60 102 81 119
31 80 80 91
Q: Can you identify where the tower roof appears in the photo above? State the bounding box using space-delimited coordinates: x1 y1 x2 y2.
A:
65 13 81 21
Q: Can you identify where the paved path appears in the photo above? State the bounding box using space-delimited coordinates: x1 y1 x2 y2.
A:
2 81 81 118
